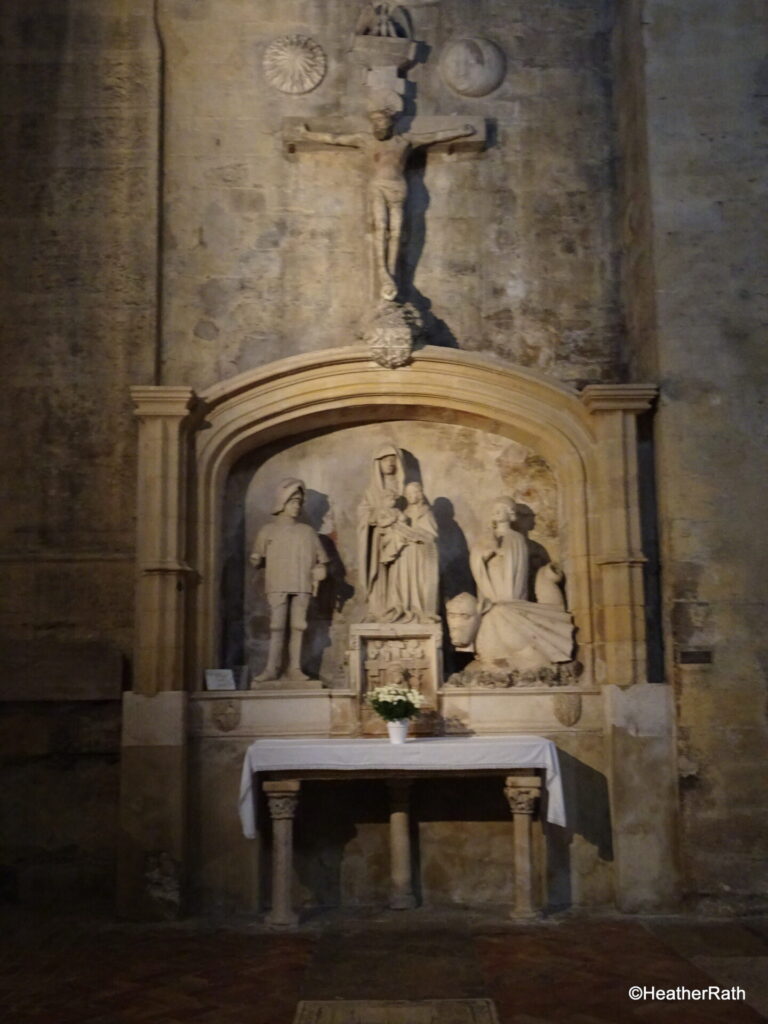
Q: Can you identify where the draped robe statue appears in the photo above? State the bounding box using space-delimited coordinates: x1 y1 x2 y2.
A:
454 496 574 670
356 447 439 622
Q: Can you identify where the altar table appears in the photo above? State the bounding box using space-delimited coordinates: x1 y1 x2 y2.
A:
239 735 566 926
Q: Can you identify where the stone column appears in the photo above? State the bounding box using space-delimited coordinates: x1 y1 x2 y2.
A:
118 387 195 919
264 780 301 928
504 775 542 919
387 779 416 909
581 384 657 687
130 385 196 696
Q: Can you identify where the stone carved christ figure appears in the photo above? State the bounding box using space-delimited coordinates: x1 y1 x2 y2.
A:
300 104 476 301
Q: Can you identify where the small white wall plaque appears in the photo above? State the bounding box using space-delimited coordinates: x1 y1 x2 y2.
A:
204 669 236 691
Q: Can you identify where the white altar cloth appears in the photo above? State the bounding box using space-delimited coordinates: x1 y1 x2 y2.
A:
239 735 566 837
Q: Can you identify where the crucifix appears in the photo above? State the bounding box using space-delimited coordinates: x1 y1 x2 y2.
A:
282 6 487 364
294 101 482 301
284 97 486 304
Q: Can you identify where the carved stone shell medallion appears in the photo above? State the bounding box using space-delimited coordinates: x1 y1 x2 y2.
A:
263 35 327 95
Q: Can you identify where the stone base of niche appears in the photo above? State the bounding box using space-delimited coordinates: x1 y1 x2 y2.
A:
347 622 443 736
188 680 600 740
440 688 600 734
189 690 359 738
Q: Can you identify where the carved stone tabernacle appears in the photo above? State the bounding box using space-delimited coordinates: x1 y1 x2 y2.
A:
348 622 442 734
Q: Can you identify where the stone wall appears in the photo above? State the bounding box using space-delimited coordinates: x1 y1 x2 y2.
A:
615 0 768 910
158 0 624 389
0 0 159 904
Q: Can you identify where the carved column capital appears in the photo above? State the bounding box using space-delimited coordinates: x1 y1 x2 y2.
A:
504 776 542 816
264 780 301 820
266 794 298 819
504 775 542 919
580 383 657 415
263 780 300 928
131 385 197 420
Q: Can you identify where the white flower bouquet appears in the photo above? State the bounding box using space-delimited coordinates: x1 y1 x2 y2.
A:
367 685 425 723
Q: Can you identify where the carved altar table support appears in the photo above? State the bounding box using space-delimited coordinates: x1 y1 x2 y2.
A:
264 779 300 928
387 779 416 909
242 736 564 924
504 775 542 919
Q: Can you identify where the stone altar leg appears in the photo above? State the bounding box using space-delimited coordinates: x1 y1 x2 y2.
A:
504 775 542 919
387 779 416 909
264 780 300 928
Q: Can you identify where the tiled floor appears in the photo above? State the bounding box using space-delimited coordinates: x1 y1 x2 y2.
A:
1 908 767 1023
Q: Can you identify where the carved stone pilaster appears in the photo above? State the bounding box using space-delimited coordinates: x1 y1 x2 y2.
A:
581 383 657 686
131 386 196 695
264 780 300 928
504 775 542 919
387 780 416 910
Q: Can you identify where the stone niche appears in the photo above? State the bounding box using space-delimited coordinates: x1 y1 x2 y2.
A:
124 349 677 918
225 420 567 691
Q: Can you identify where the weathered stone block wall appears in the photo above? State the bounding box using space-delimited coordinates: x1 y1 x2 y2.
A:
616 0 768 909
0 0 159 903
159 0 624 389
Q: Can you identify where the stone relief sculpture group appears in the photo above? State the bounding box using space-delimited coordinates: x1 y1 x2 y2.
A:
250 446 575 687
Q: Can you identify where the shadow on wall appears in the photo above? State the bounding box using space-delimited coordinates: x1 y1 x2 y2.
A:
402 150 460 350
544 751 613 914
291 781 389 908
304 488 354 678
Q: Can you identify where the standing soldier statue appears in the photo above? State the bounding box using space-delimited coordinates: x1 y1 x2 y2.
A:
250 478 329 684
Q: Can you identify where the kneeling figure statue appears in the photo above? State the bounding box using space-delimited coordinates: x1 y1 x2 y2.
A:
446 496 574 679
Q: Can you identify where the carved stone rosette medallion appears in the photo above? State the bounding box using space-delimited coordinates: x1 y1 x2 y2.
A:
263 36 327 95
